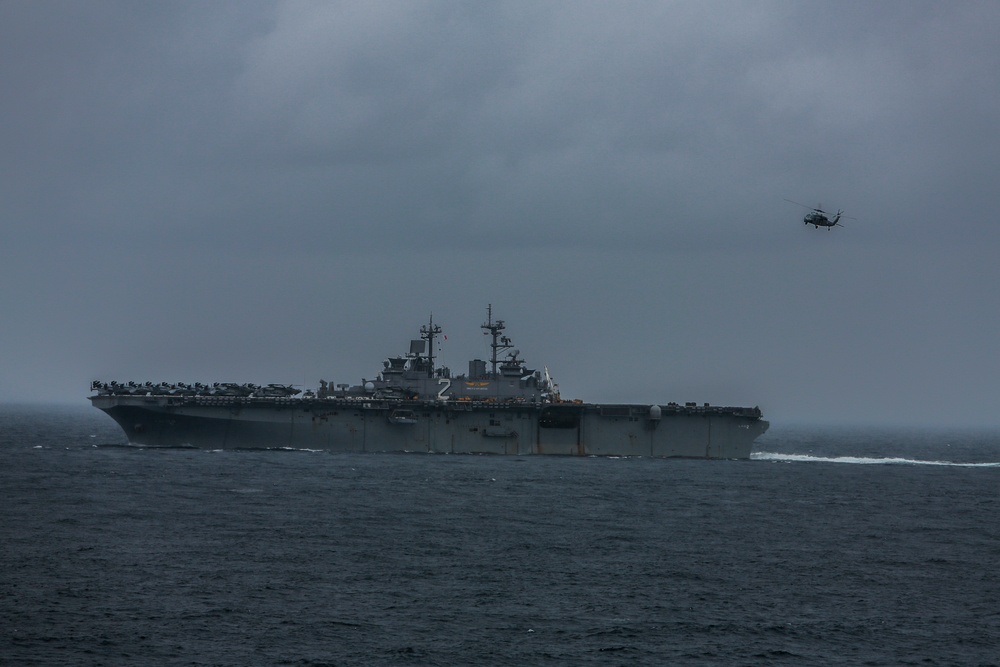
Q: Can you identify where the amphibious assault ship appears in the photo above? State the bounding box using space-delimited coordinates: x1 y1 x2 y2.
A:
90 308 768 458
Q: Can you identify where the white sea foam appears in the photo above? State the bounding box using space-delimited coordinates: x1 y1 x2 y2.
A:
752 452 1000 467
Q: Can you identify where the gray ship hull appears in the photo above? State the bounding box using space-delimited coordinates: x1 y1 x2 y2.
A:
90 395 768 459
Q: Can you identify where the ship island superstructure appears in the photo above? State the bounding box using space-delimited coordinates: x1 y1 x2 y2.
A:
90 307 768 458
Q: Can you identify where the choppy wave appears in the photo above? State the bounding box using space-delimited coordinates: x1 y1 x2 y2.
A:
752 451 1000 467
7 406 1000 666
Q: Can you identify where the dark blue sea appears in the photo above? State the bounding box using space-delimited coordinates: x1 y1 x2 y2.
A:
3 405 999 666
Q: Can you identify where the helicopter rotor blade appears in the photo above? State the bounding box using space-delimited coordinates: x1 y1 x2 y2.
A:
783 198 812 209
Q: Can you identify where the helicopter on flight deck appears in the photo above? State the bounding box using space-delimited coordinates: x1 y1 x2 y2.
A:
784 199 855 229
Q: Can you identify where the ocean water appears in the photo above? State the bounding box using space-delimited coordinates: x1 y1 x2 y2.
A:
2 405 999 666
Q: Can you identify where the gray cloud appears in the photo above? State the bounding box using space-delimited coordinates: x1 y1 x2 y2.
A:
2 0 999 426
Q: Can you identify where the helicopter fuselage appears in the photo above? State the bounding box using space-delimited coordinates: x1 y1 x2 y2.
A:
804 211 841 229
785 199 848 229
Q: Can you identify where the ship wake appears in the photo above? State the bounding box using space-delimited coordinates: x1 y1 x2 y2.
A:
752 452 1000 467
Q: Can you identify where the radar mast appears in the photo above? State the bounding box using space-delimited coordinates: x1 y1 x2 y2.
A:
482 304 513 377
419 314 442 378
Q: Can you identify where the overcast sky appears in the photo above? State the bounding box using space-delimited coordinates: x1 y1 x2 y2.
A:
2 1 999 427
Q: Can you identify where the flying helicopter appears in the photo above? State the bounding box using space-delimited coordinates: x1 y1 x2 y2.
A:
784 199 855 229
